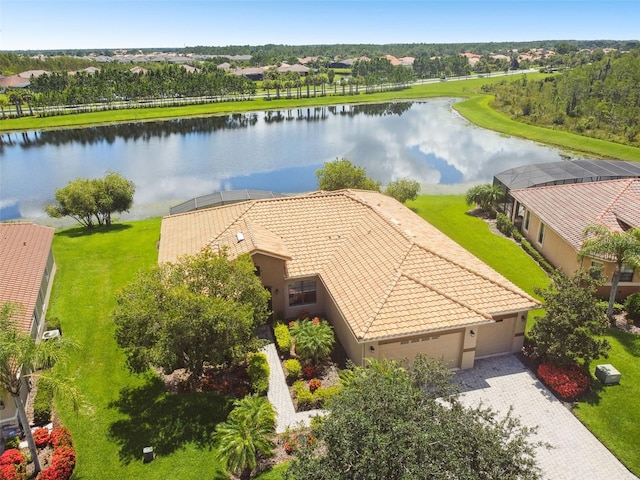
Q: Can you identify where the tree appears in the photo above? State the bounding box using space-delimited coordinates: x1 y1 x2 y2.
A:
289 318 334 365
528 269 610 369
315 158 381 191
112 248 270 377
0 303 77 475
94 171 135 226
216 394 276 480
579 224 640 320
45 171 135 228
384 178 420 203
286 356 543 480
465 183 505 214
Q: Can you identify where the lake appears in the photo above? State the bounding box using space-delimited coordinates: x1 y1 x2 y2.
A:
0 99 567 224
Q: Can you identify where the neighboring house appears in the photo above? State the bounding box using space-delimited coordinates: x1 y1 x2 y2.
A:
159 190 538 370
0 75 30 89
0 223 56 434
510 179 640 298
233 67 266 81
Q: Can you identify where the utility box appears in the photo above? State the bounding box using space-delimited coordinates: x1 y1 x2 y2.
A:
595 364 621 385
143 446 154 463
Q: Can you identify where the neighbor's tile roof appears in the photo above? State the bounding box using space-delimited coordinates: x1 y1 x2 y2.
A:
159 190 537 341
511 179 640 251
0 223 55 334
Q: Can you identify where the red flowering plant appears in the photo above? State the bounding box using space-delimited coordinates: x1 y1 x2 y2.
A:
0 463 24 480
0 449 24 467
50 426 73 448
39 446 76 480
302 365 317 380
537 363 590 401
308 378 322 393
0 449 26 480
32 428 51 449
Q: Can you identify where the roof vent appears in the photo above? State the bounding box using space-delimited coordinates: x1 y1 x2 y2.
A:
236 232 245 242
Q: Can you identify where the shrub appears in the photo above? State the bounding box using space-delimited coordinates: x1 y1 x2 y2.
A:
624 292 640 320
295 389 316 409
274 323 292 352
291 380 307 398
302 365 317 380
313 385 341 406
512 230 523 243
290 319 334 364
3 437 19 451
521 239 554 273
496 213 514 237
537 363 589 401
596 300 624 315
284 359 302 382
308 378 322 393
39 445 76 480
32 428 51 448
33 380 54 425
0 449 25 480
0 449 24 466
50 426 73 448
246 352 270 395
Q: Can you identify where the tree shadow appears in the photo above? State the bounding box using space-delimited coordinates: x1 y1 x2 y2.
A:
107 374 233 464
56 223 132 239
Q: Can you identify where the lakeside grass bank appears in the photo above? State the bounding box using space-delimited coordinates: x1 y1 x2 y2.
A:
45 195 640 478
3 73 640 162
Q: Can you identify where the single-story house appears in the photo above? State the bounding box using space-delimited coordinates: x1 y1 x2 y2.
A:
159 190 538 369
510 178 640 298
233 67 266 81
0 75 31 89
0 223 56 434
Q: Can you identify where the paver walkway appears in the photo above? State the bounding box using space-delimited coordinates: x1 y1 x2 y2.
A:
262 343 325 433
455 355 637 480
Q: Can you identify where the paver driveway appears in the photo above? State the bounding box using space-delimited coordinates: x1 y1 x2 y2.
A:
455 355 637 480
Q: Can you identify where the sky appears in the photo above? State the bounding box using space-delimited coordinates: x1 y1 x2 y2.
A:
1 0 639 51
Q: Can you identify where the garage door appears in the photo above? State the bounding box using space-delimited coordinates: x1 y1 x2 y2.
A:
378 331 463 368
475 319 514 358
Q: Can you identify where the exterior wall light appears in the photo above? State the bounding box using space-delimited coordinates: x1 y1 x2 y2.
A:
470 330 476 337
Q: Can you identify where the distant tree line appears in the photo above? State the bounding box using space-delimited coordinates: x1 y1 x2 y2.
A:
486 48 640 146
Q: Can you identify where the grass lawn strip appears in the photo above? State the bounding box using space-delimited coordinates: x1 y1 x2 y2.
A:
573 329 640 475
48 219 230 479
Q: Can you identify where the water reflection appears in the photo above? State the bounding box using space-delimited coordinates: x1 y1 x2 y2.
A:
0 99 565 223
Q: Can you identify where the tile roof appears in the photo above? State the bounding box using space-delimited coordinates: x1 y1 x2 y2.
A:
511 179 640 251
0 223 55 334
159 190 538 341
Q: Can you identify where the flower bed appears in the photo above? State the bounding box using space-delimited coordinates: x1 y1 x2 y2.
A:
537 363 590 401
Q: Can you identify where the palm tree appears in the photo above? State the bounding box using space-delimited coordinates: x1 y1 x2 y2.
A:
0 303 77 474
579 224 640 321
216 394 276 480
465 184 505 214
290 318 335 364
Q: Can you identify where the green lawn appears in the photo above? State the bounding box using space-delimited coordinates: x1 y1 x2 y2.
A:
48 219 232 479
46 198 639 478
573 329 640 475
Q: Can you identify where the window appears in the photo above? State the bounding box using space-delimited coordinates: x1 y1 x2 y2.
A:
620 265 635 282
523 210 531 231
590 261 603 280
288 280 317 306
537 223 545 245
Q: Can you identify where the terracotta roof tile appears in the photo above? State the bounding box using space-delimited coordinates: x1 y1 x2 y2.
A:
159 190 538 341
511 179 640 250
0 223 54 334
